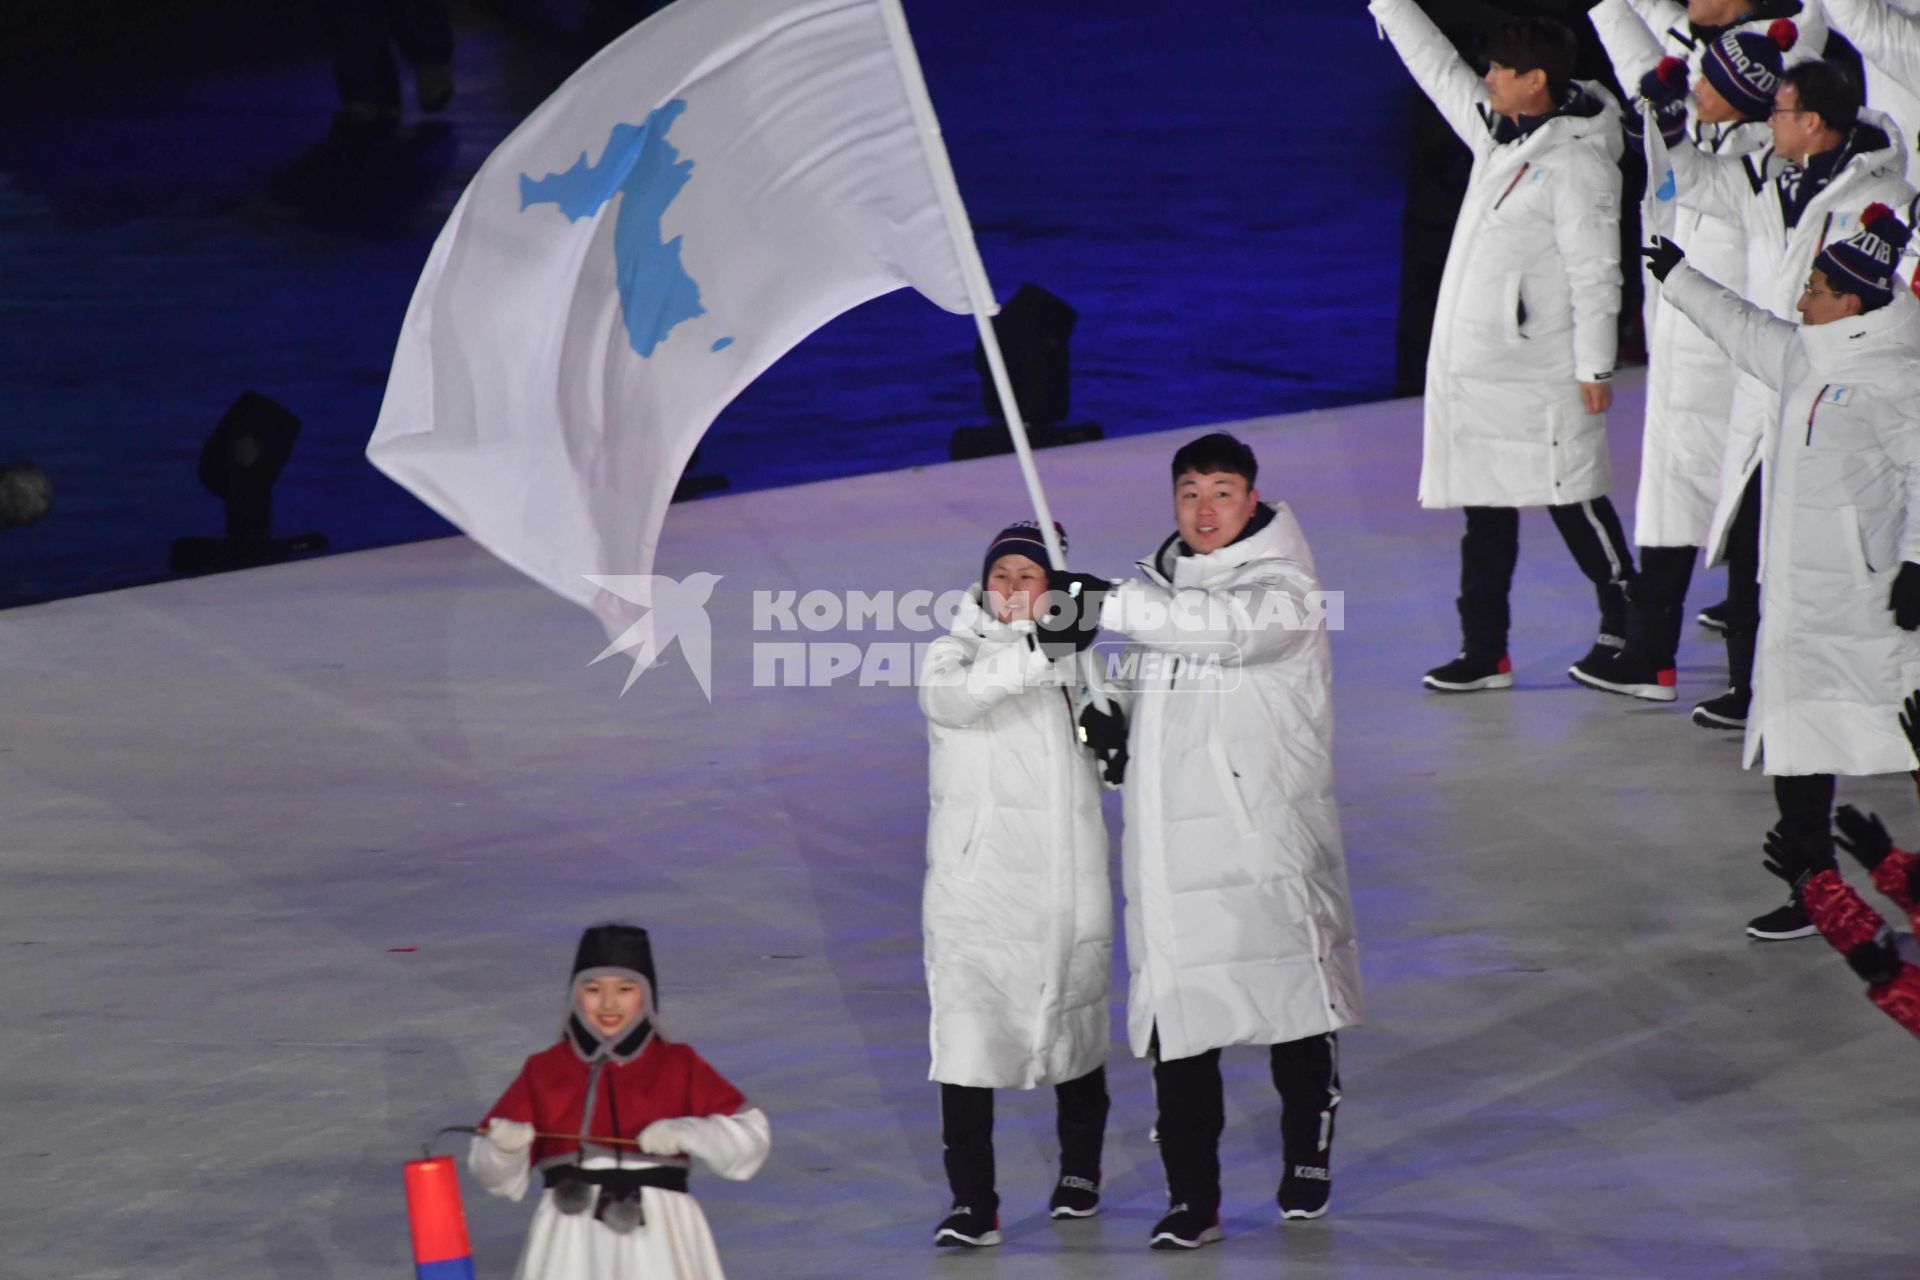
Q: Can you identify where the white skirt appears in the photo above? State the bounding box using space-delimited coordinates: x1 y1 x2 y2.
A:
515 1184 727 1280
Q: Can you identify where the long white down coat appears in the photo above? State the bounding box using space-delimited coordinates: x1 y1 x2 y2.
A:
1373 0 1624 510
1664 263 1920 776
917 591 1111 1089
1101 504 1361 1063
1669 110 1918 562
1591 0 1806 546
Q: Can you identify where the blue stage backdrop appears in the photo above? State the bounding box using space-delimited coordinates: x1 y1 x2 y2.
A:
0 0 1410 607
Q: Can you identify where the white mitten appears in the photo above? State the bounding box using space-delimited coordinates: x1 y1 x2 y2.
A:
485 1119 536 1154
637 1118 687 1156
670 1109 772 1181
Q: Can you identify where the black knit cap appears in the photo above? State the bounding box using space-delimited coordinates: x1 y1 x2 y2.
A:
1701 19 1796 120
1814 203 1914 311
571 923 657 1002
980 520 1066 589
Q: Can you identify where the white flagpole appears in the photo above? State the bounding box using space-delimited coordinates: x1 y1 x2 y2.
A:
875 0 1068 572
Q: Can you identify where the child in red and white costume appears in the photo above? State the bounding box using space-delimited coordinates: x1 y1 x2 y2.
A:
467 924 770 1279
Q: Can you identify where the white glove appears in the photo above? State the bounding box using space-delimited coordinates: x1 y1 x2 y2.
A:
637 1118 687 1156
484 1119 536 1154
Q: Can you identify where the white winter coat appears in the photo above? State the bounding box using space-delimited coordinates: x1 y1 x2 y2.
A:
1373 0 1624 509
1664 263 1920 776
1823 0 1920 162
1591 0 1783 545
917 591 1111 1089
1669 111 1918 563
1101 504 1361 1063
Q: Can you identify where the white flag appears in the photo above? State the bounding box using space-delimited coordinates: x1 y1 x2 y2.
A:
367 0 974 642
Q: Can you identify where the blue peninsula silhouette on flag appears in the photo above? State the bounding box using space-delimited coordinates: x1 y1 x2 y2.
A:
519 99 731 357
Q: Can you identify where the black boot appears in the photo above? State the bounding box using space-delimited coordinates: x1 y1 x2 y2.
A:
1694 628 1754 729
1571 597 1678 701
1049 1067 1108 1219
1273 1035 1339 1221
937 1085 998 1245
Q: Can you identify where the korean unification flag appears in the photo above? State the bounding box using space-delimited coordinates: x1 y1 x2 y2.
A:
1642 103 1678 243
367 0 973 639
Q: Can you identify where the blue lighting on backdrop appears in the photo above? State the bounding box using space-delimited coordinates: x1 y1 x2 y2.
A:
0 0 1410 607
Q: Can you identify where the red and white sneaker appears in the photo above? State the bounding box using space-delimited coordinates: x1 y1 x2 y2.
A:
1568 649 1677 702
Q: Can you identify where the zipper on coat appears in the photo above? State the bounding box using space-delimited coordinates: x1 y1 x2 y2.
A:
1492 162 1530 211
1806 384 1829 445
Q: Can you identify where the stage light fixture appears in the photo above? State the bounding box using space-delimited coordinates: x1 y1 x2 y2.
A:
170 391 329 574
950 283 1104 462
0 460 53 529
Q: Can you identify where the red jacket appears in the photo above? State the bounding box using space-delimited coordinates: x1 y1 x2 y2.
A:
1800 849 1920 1041
484 1028 748 1167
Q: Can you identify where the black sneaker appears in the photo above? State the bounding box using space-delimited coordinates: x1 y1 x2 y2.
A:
1746 901 1817 941
1697 600 1729 632
1278 1162 1332 1220
1148 1203 1223 1250
1048 1174 1100 1219
934 1204 1001 1248
1422 652 1513 692
1569 647 1677 702
1692 687 1749 729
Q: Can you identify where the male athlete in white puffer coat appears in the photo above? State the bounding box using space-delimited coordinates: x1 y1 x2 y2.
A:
1666 61 1917 729
1580 3 1816 701
1649 205 1920 940
1372 0 1635 693
1069 433 1360 1249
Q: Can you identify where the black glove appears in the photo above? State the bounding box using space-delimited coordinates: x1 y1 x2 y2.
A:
1900 689 1920 762
1077 702 1129 786
1833 805 1894 872
1761 828 1838 891
1843 932 1904 985
1633 58 1690 145
1639 236 1686 283
1891 562 1920 630
1038 570 1110 654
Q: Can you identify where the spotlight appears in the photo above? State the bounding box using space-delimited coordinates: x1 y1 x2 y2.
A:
949 283 1103 462
0 460 52 529
170 391 329 573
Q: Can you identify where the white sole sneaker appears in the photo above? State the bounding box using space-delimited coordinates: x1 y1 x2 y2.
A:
1691 705 1746 729
1280 1203 1329 1222
1422 671 1514 692
934 1227 1002 1247
1050 1204 1099 1220
1745 921 1818 941
1568 665 1678 701
1148 1224 1224 1250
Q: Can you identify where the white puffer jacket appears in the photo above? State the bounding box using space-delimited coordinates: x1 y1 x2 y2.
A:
1591 0 1789 546
1664 263 1920 776
1812 0 1920 162
1669 111 1918 562
1101 503 1361 1063
1372 0 1624 510
917 591 1111 1089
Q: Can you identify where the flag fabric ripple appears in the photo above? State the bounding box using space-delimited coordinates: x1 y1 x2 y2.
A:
368 0 973 640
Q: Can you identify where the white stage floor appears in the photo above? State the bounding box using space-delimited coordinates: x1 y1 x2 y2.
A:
5 372 1915 1278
